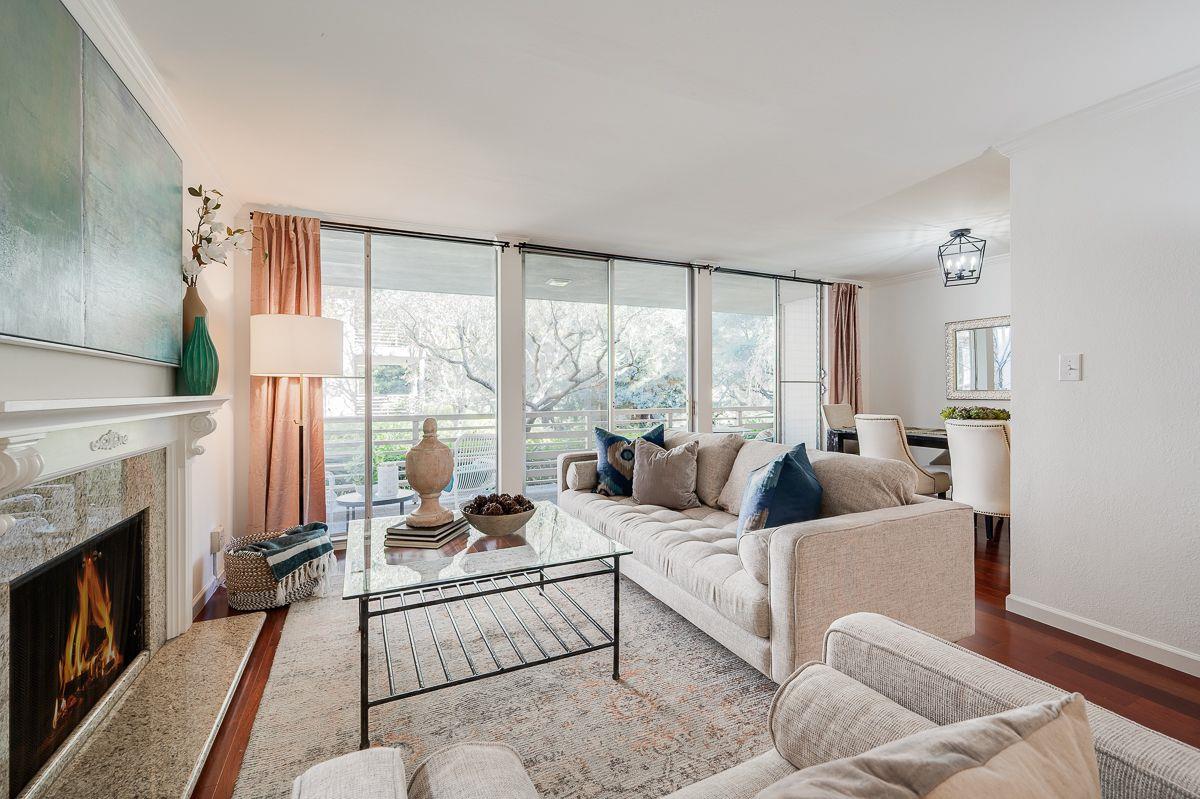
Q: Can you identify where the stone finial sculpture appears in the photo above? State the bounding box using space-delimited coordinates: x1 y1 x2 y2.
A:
404 417 454 528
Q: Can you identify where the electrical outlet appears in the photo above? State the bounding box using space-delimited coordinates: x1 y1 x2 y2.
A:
209 525 225 554
1058 353 1082 381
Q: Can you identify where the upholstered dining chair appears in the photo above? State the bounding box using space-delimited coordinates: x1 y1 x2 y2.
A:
854 414 951 498
945 419 1011 542
821 403 858 453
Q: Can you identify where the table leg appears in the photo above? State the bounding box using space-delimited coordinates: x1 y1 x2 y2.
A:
826 429 838 452
612 555 621 680
359 598 369 749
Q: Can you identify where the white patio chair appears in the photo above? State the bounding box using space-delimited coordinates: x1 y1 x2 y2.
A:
452 432 497 506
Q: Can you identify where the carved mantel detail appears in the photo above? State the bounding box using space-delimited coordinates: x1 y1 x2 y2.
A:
89 429 129 451
186 412 219 457
0 434 47 536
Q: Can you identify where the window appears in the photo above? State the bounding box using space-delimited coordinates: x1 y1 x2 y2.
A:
523 255 692 496
613 261 690 433
321 229 498 535
778 281 823 449
523 254 609 497
711 272 776 439
323 232 824 520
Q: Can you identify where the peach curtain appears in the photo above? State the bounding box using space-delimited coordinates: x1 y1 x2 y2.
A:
829 282 862 413
249 213 327 532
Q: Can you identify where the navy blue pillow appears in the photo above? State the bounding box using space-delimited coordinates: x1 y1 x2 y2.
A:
595 424 666 496
736 444 823 537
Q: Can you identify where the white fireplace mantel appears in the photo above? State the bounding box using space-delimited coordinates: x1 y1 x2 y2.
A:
0 394 230 637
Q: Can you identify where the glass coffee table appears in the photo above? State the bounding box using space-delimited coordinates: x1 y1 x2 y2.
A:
343 501 632 748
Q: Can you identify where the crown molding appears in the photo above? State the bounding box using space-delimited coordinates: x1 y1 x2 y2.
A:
997 63 1200 156
60 0 222 182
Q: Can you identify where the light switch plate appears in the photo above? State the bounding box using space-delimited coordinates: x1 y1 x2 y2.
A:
1058 353 1082 381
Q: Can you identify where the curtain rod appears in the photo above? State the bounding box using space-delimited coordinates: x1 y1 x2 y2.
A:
518 243 693 269
249 212 510 249
713 266 835 287
520 243 838 286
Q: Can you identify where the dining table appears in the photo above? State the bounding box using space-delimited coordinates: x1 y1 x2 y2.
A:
826 426 948 453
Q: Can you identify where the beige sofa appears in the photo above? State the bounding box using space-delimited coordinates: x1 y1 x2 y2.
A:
556 432 975 681
294 614 1200 799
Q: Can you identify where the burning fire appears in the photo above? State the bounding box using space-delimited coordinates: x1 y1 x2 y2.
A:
52 552 122 729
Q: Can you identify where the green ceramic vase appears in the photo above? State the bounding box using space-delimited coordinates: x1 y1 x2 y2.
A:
177 316 218 395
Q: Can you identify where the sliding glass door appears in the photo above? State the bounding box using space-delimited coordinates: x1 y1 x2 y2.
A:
324 236 824 521
523 254 609 497
321 229 499 535
522 254 692 497
613 260 690 434
711 272 776 439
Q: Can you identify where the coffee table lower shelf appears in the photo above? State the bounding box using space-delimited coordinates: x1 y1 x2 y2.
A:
356 556 621 748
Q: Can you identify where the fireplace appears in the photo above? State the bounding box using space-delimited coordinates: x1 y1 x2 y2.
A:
8 512 146 797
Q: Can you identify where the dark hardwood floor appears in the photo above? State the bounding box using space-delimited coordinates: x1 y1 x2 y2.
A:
190 520 1200 798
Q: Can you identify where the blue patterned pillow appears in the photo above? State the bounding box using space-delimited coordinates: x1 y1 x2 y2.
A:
736 444 823 537
594 424 666 497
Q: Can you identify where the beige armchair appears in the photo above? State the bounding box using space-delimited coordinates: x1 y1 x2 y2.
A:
854 414 951 498
945 419 1010 541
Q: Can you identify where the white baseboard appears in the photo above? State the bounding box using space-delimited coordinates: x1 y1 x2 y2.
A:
1006 594 1200 678
192 570 224 619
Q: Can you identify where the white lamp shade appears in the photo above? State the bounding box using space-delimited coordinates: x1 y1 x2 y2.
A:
250 314 344 377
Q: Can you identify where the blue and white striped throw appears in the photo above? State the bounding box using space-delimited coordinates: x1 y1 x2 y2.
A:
239 522 334 581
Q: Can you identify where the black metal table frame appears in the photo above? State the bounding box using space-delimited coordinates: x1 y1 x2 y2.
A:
826 427 948 453
357 554 621 748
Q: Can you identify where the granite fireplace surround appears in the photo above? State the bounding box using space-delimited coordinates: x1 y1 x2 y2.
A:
1 452 167 799
0 394 228 799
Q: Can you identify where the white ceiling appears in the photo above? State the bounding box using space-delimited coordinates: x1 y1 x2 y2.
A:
115 0 1200 281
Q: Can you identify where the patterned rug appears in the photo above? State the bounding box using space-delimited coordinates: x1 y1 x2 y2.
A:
232 568 777 798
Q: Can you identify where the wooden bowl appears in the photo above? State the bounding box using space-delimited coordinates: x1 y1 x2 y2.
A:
461 507 536 536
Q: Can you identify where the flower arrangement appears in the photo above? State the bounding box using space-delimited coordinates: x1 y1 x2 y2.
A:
182 185 248 287
940 406 1011 421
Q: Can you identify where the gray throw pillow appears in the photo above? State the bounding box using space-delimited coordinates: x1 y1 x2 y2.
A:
632 438 700 510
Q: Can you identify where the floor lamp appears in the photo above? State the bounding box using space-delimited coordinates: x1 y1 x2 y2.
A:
250 314 344 525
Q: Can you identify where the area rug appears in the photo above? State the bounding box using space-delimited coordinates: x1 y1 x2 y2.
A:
232 570 777 798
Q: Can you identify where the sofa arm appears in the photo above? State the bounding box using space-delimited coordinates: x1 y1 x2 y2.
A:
823 613 1200 799
556 450 597 494
764 499 975 681
408 742 538 799
292 747 406 799
768 662 934 770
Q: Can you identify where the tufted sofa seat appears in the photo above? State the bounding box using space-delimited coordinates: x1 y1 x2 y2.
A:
557 432 977 681
564 494 770 636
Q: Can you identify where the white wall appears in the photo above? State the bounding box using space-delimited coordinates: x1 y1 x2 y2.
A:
864 255 1011 428
1004 78 1200 675
0 0 238 620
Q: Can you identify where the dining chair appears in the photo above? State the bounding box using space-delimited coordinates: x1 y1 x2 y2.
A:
821 404 858 453
854 414 951 498
945 419 1011 542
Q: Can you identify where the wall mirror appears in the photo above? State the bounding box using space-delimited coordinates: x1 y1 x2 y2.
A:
945 315 1011 399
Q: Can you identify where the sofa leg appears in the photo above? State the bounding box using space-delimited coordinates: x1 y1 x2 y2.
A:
984 515 994 542
937 491 947 499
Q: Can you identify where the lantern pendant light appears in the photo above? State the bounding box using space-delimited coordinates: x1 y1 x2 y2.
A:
938 228 986 286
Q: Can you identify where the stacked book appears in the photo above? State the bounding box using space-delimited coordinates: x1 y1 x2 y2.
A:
383 512 468 549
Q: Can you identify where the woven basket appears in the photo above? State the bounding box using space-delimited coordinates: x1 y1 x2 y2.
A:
224 529 328 611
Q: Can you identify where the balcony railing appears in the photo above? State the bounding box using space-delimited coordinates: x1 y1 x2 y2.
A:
322 405 772 531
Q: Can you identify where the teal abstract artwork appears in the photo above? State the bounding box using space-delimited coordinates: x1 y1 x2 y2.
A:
0 0 85 346
82 39 182 362
0 0 182 364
